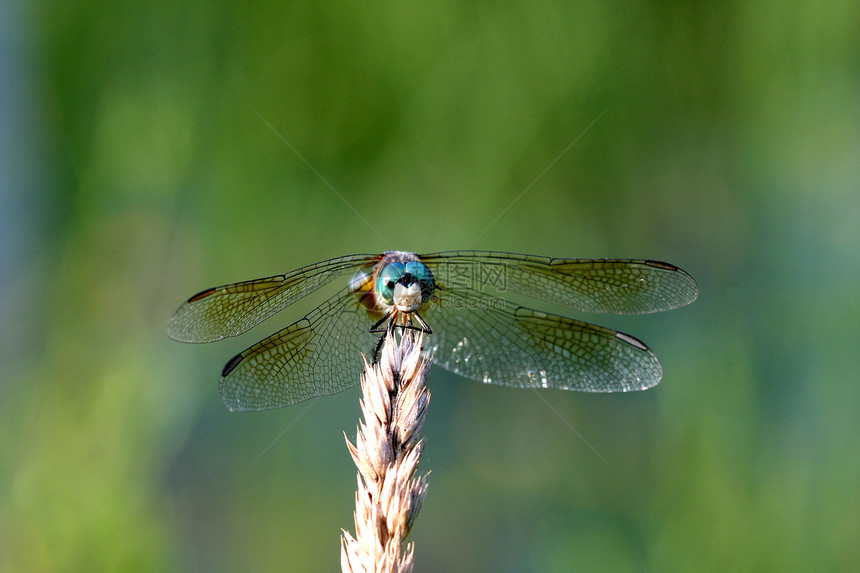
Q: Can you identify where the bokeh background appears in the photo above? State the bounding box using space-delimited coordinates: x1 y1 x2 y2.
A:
2 1 859 571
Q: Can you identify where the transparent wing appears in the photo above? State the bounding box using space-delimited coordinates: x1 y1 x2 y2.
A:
167 254 379 343
218 289 378 411
423 289 662 392
420 250 698 314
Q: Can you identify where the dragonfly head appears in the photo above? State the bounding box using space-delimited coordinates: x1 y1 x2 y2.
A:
377 260 435 313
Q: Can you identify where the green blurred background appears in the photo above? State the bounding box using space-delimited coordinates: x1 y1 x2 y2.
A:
2 1 858 571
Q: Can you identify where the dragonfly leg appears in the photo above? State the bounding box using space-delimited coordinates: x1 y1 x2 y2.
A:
369 309 394 334
411 311 433 335
369 310 432 363
369 311 396 363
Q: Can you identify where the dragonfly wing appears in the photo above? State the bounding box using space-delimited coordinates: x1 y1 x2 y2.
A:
167 254 379 342
423 289 662 392
219 289 379 411
420 251 698 314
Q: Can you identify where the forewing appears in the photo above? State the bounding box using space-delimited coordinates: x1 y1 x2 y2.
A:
420 250 698 314
423 289 662 392
219 289 378 411
167 253 378 342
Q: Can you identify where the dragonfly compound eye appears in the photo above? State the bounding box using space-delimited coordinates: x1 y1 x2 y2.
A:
404 261 436 301
377 262 406 306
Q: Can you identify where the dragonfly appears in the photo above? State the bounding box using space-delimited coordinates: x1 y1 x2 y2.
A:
167 251 698 411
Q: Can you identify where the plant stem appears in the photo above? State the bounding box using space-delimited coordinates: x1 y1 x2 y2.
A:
341 331 430 573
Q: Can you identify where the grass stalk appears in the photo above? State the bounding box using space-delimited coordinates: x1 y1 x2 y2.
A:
341 331 430 573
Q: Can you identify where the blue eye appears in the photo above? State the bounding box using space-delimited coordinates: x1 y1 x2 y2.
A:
404 262 430 282
404 262 436 299
377 262 406 305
